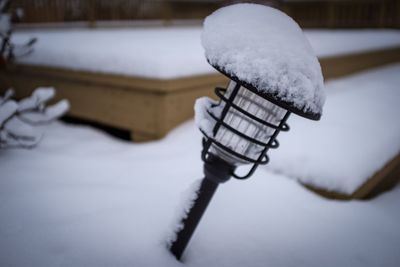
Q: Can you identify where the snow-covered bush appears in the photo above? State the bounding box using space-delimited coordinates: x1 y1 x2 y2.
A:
0 88 69 148
0 0 36 65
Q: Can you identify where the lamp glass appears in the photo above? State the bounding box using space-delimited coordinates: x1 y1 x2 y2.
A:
209 81 286 165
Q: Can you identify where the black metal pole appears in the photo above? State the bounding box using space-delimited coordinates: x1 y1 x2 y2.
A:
170 155 234 260
170 177 218 260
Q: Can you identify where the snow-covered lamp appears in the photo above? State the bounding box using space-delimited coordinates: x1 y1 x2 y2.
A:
170 4 325 260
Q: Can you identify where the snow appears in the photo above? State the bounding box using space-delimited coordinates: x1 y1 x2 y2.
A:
194 96 218 137
0 88 14 104
0 91 41 148
167 179 202 245
1 115 40 144
268 64 400 194
202 4 325 114
18 87 56 112
11 27 400 79
15 8 24 20
0 99 17 125
1 64 400 266
0 88 70 148
16 87 70 124
12 27 213 79
0 13 10 34
20 99 70 124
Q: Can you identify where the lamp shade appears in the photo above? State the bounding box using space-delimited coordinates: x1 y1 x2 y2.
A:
201 3 325 119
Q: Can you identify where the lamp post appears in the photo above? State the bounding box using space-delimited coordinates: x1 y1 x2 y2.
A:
169 3 325 260
170 70 320 260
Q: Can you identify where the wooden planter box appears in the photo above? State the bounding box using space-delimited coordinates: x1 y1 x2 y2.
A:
319 46 400 79
1 46 399 200
1 64 227 141
1 46 399 141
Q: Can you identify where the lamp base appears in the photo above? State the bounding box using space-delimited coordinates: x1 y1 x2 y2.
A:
203 154 235 184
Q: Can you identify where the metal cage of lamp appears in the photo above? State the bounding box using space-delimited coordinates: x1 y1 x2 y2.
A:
200 80 291 179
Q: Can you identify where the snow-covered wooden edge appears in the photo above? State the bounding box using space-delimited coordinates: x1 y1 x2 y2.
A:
304 153 400 200
4 64 225 93
320 46 400 79
3 45 399 86
1 64 228 141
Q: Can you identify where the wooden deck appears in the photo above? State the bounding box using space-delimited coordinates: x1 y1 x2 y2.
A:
1 46 399 199
1 46 399 141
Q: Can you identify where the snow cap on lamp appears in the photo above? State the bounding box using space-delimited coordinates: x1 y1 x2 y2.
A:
201 3 325 120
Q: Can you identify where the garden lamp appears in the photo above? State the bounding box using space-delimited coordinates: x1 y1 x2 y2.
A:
170 3 325 260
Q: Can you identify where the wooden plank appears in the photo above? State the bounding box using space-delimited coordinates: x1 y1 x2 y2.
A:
320 46 400 80
3 70 160 135
7 64 227 93
1 63 228 140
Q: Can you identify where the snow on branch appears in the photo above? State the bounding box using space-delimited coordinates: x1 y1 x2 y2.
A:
0 87 70 148
0 0 36 65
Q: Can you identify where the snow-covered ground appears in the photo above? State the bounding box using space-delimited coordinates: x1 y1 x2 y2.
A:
1 64 399 267
12 27 400 78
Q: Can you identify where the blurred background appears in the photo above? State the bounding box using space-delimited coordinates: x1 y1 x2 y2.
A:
10 0 400 28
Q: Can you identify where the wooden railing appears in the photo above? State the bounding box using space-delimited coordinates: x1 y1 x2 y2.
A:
283 0 400 28
10 0 400 28
11 0 221 24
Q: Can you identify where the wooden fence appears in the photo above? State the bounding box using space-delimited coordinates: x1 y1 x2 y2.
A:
10 0 400 28
283 0 400 28
11 0 221 24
